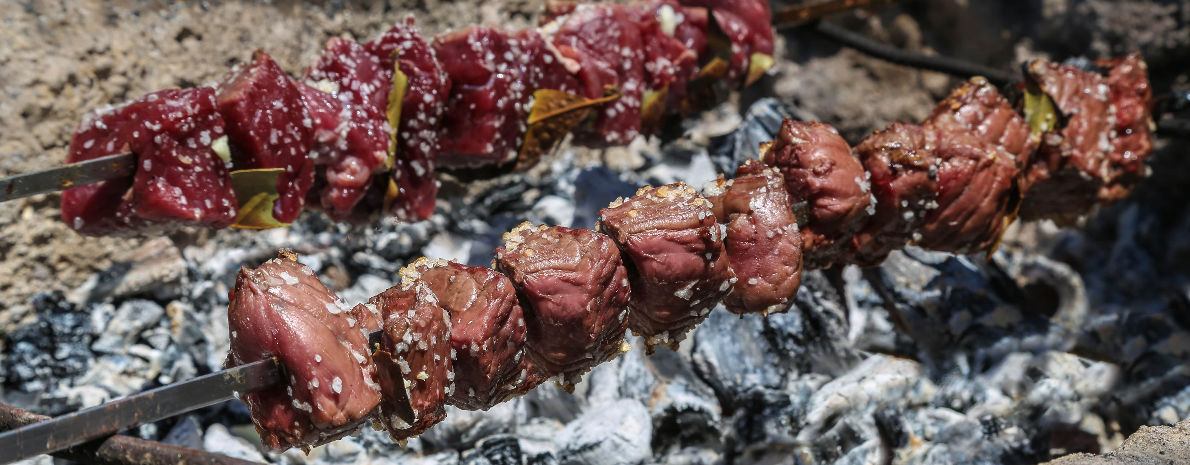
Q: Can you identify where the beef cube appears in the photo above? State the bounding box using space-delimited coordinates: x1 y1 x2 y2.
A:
547 4 646 147
216 50 314 223
227 250 380 452
914 129 1018 253
1017 60 1113 220
494 223 631 388
351 269 452 440
848 122 939 266
306 38 390 114
925 77 1035 169
702 161 802 315
412 258 530 410
597 183 733 351
761 119 870 269
1097 52 1153 203
433 26 534 167
631 4 699 118
677 0 773 85
61 88 238 236
365 17 451 221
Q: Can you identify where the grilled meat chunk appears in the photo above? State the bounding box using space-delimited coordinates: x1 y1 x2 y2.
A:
914 129 1018 253
926 77 1035 169
1097 52 1153 203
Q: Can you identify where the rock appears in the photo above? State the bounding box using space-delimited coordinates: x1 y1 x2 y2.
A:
90 299 165 355
204 423 267 462
162 415 205 450
555 399 652 465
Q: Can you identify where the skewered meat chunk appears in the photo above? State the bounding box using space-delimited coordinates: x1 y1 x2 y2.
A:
848 122 939 266
365 17 451 221
913 129 1018 253
351 269 453 441
433 26 534 167
412 258 530 410
631 4 699 120
925 77 1035 169
547 3 646 147
1017 60 1113 220
226 250 380 452
703 160 802 315
761 119 871 269
678 0 774 85
61 88 237 236
1097 52 1153 203
216 50 315 223
597 183 733 351
495 223 631 388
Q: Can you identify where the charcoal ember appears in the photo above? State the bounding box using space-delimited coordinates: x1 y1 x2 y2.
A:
302 39 393 218
411 258 529 410
61 88 237 236
1096 52 1154 203
760 119 868 269
554 399 653 465
433 26 533 167
596 183 733 351
351 268 453 440
365 18 450 221
1 293 92 400
547 4 646 147
925 76 1035 169
494 223 631 388
294 79 390 219
630 4 699 116
702 161 802 315
1018 60 1113 220
914 129 1018 253
848 122 939 266
677 0 774 85
226 250 380 452
216 50 314 223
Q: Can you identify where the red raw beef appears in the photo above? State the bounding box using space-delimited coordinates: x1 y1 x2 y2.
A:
61 87 238 236
677 0 773 85
631 2 700 113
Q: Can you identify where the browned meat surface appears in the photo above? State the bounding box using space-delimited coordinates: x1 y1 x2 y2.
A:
703 161 802 315
1018 61 1113 220
761 119 871 269
597 183 734 352
227 250 380 452
926 77 1035 169
494 223 631 388
848 122 940 266
1097 52 1154 203
351 271 452 441
413 258 530 410
914 129 1019 253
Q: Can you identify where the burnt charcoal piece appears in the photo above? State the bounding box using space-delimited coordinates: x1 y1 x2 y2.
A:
216 50 314 223
1097 52 1153 203
61 88 237 236
925 77 1035 170
226 250 380 452
1017 60 1112 220
433 26 533 167
596 183 733 351
366 17 451 221
761 119 870 269
678 0 774 84
352 268 453 440
848 123 939 266
702 161 802 315
294 79 390 220
548 4 646 147
494 223 631 388
914 129 1018 254
412 258 530 410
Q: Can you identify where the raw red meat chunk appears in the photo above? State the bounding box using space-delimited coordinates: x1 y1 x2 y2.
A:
547 4 646 147
413 258 530 410
925 77 1035 169
677 0 773 85
366 18 451 221
351 270 452 441
630 3 700 116
495 223 631 388
1017 60 1113 220
433 26 534 167
216 50 314 223
227 251 380 452
62 88 238 236
1097 52 1153 203
703 161 802 315
761 119 871 269
848 122 939 266
597 183 733 351
914 129 1018 253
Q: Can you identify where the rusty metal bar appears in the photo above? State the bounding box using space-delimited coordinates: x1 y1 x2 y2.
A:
0 402 263 465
